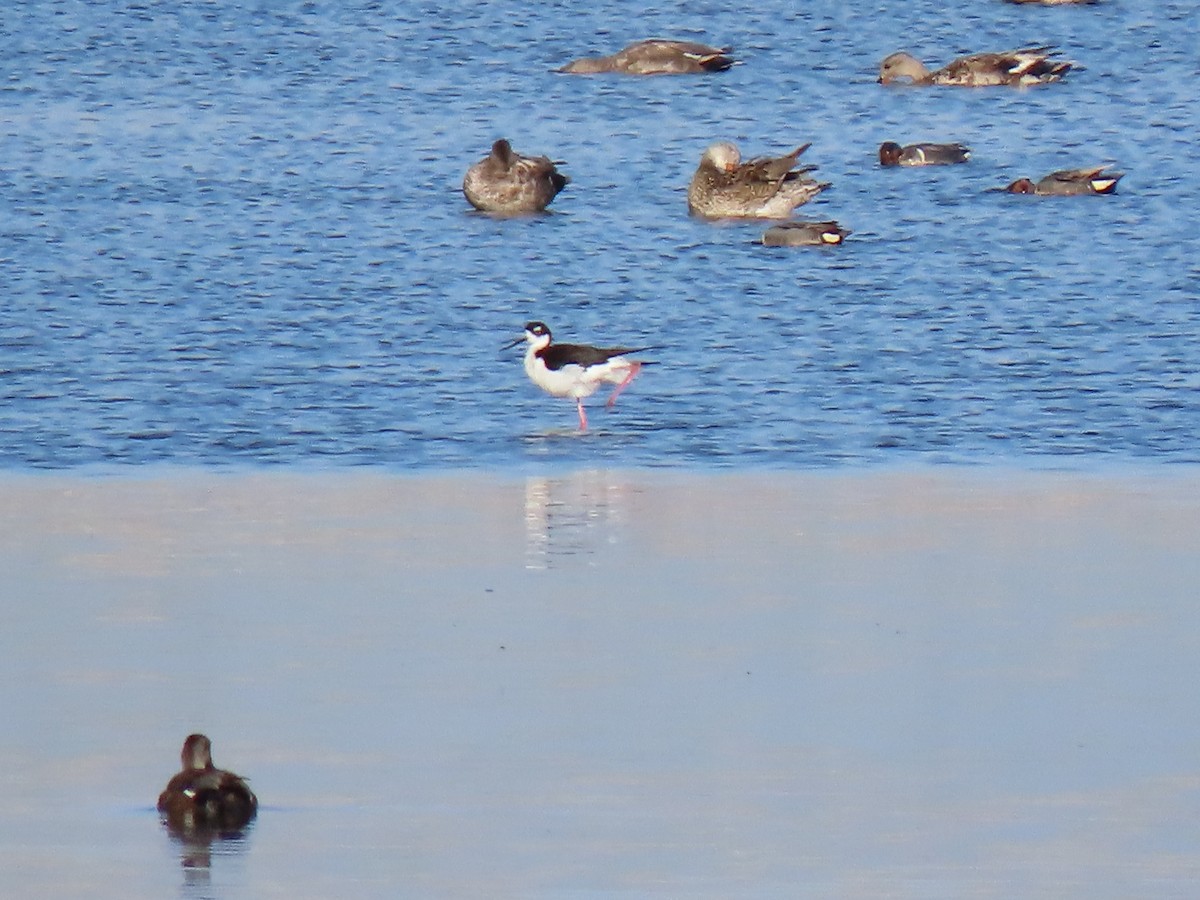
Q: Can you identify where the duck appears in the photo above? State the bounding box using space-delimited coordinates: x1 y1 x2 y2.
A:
157 734 258 834
557 39 736 75
687 142 829 219
878 47 1072 86
761 221 851 247
462 139 569 214
504 322 654 431
1004 165 1123 195
879 141 971 166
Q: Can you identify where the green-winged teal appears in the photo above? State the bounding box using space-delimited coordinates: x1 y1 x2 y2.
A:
762 221 851 247
1005 165 1123 195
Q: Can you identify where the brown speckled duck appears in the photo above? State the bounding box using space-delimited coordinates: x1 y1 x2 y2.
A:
462 139 569 214
687 142 829 219
879 141 971 166
878 47 1072 86
158 734 258 834
558 39 737 75
1005 165 1124 195
761 221 851 247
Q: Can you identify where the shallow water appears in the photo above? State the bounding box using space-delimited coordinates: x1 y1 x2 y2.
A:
2 0 1198 469
4 468 1200 899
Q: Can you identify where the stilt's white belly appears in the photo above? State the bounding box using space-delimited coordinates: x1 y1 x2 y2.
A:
525 354 632 400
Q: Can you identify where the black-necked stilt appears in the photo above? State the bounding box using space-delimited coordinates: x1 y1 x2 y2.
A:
505 321 653 431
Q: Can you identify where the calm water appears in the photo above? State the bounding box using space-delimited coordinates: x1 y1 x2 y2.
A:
2 0 1198 469
5 469 1200 899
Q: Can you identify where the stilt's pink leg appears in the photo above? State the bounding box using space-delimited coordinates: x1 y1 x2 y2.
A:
576 399 588 431
605 362 642 409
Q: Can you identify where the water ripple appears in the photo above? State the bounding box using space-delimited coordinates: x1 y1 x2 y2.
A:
1 0 1197 469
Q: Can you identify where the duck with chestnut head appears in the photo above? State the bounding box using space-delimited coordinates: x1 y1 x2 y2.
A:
1004 165 1123 195
558 39 736 75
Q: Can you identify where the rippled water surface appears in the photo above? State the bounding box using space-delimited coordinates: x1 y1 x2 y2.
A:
2 0 1198 469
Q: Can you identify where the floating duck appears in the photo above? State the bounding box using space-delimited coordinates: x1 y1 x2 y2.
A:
557 39 736 75
762 221 851 247
879 141 971 166
463 139 569 214
1004 165 1123 195
687 142 828 219
158 734 258 834
878 47 1072 86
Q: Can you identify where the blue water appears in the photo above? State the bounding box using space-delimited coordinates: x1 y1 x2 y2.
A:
2 0 1198 469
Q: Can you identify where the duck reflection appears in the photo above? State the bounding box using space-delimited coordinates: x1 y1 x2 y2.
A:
165 825 254 900
523 470 635 569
